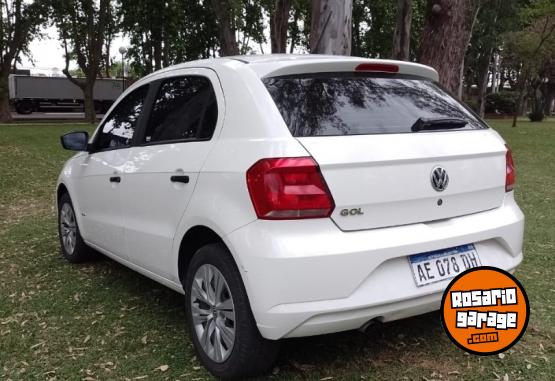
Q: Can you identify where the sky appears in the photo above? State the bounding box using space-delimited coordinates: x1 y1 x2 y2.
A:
19 26 128 76
18 24 275 77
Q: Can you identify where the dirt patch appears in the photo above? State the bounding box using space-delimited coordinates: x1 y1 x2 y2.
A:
0 198 53 234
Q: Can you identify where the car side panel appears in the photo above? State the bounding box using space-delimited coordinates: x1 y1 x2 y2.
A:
121 69 225 279
168 64 310 284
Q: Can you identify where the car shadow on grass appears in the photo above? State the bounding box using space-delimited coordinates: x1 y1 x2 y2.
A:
274 312 450 378
88 253 450 379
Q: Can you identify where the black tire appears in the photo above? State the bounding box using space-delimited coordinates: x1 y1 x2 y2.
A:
15 100 34 114
57 193 96 263
184 243 280 380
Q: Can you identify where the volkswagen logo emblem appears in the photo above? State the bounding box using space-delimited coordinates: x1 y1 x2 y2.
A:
431 166 449 192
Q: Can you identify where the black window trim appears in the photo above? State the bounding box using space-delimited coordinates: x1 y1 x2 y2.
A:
89 83 153 153
134 74 219 148
87 73 220 154
138 136 213 147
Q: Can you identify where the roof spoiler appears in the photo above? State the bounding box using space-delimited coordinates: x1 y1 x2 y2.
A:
259 58 439 81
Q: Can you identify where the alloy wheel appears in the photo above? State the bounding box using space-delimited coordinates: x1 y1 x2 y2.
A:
60 203 77 255
191 264 236 363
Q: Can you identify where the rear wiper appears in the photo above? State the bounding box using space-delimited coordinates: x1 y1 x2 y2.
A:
411 117 468 132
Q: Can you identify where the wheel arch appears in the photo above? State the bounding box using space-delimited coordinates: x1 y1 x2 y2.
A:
57 183 69 203
55 182 88 239
177 225 227 286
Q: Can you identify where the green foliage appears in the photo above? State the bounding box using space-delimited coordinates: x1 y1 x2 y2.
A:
464 0 522 88
236 0 267 54
502 0 555 82
0 0 48 70
502 0 555 124
0 0 49 121
485 91 518 114
50 0 116 80
119 0 220 76
528 109 545 121
119 0 269 74
288 0 311 52
352 0 395 58
68 67 85 77
352 0 425 59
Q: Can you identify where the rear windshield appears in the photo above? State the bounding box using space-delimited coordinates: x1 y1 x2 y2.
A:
262 73 486 136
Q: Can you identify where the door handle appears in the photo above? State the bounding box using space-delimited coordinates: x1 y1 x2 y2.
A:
170 175 189 184
109 176 121 183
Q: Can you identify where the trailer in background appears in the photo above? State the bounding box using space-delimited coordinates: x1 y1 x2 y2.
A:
8 75 124 114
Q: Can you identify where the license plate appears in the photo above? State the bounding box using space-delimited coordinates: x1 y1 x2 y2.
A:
408 244 481 287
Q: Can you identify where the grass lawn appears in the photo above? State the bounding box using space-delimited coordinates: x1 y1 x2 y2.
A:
0 119 553 381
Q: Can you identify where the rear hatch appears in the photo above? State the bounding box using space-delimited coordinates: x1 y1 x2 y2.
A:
263 72 507 231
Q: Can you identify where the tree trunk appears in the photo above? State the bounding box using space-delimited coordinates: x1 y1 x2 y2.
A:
351 0 362 57
476 50 492 118
83 82 96 124
491 52 500 94
0 74 12 123
289 7 300 53
211 0 240 56
310 0 353 55
391 0 413 61
153 41 163 70
270 0 291 53
163 38 170 67
419 0 479 95
512 87 526 127
457 4 480 99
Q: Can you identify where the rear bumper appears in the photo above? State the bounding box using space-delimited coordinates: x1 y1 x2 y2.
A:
226 193 524 340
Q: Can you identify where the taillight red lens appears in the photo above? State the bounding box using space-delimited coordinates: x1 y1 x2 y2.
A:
246 157 335 219
355 63 399 73
505 145 516 192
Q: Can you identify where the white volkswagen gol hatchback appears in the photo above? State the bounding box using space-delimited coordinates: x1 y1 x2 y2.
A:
57 55 524 379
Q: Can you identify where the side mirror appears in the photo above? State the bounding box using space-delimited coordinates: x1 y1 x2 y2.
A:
61 131 89 151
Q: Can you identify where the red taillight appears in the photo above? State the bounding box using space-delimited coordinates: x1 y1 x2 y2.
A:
505 144 516 192
355 63 399 73
246 157 335 219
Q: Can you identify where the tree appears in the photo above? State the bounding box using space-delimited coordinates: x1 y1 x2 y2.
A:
391 0 413 60
288 0 311 53
352 0 396 58
211 0 240 56
120 0 219 77
237 0 266 55
208 0 267 56
503 0 555 126
52 0 116 123
310 0 353 55
269 0 291 53
351 0 425 60
463 0 521 117
419 0 480 96
0 0 46 122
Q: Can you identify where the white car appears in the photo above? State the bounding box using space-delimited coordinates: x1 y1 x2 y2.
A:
57 54 524 379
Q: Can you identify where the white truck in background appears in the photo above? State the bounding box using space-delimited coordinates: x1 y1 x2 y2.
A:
8 75 124 114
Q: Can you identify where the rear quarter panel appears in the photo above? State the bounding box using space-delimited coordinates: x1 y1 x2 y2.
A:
169 62 309 283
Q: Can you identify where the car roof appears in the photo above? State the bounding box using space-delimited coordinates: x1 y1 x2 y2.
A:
145 54 438 81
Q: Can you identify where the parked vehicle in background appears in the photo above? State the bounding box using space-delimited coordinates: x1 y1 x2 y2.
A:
56 55 524 379
8 74 123 114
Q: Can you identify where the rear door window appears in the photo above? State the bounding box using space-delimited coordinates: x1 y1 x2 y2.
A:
263 73 486 137
143 76 218 143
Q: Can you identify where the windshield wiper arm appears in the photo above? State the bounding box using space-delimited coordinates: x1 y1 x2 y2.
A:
411 117 468 132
